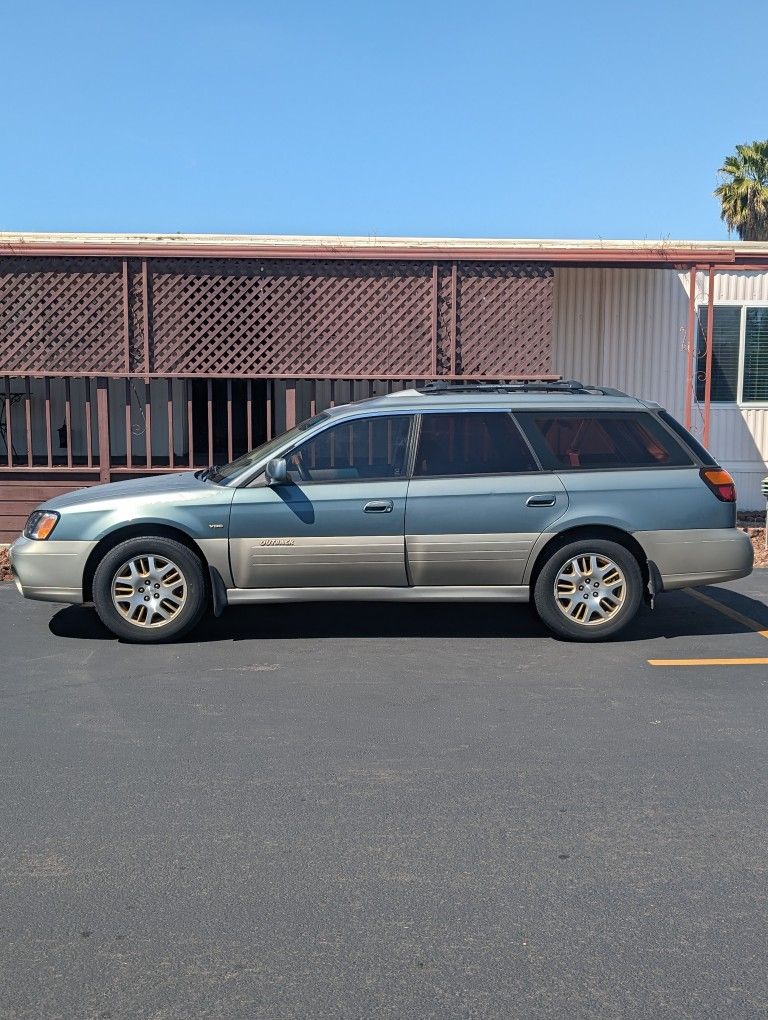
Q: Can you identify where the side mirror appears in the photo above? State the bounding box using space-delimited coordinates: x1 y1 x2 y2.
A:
265 457 288 486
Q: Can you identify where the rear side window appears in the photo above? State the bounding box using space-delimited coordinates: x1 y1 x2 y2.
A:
657 409 717 466
518 412 694 470
414 412 538 477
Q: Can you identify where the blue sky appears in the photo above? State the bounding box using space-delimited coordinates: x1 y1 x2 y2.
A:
2 0 765 239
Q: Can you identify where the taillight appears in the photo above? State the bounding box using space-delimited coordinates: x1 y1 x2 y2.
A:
700 467 736 502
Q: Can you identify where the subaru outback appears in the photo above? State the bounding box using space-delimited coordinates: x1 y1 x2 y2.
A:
9 381 753 642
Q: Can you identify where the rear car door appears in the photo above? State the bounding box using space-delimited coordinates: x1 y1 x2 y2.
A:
404 410 568 586
515 410 704 531
229 413 414 588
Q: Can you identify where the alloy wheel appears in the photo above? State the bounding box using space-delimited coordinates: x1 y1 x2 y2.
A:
554 553 626 626
111 554 187 628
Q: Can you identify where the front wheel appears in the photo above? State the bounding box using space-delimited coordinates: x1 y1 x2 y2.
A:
92 536 208 642
533 539 643 641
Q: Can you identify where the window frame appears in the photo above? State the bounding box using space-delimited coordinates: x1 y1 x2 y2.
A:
695 300 768 408
515 410 697 473
410 409 543 480
277 411 419 486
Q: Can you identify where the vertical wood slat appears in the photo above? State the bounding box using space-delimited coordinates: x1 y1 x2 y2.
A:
266 381 273 440
64 377 73 468
96 377 110 482
3 376 12 467
167 379 174 468
44 378 53 467
145 379 152 468
24 378 32 466
226 379 233 462
187 380 194 468
207 379 213 465
85 378 93 468
124 379 133 469
285 380 296 429
246 380 253 449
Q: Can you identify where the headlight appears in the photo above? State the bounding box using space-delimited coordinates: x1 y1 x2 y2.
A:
24 510 60 540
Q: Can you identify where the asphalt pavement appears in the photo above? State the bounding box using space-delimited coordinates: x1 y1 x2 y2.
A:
2 576 768 1019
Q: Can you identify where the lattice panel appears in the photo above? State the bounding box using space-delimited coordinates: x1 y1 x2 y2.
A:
455 263 553 375
150 259 435 376
0 257 125 373
0 255 554 379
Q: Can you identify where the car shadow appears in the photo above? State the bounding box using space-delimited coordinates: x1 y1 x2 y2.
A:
47 586 768 645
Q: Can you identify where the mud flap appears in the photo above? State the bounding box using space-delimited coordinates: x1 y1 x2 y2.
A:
209 566 228 618
645 559 663 609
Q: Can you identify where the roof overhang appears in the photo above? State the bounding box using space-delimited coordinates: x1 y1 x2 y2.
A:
1 232 767 267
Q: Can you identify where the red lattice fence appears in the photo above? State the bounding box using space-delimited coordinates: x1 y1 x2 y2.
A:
0 256 554 379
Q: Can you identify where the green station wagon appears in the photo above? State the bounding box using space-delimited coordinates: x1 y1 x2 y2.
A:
10 381 753 642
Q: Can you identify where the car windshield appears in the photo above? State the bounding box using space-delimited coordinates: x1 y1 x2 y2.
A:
208 412 330 483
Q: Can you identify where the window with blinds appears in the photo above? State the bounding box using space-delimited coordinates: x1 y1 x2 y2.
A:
696 305 768 403
695 306 741 402
743 308 768 402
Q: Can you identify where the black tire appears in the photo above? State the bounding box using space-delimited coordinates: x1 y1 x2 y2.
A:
92 536 208 643
533 539 643 642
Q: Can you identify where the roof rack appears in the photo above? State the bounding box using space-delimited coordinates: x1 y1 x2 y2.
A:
416 380 629 397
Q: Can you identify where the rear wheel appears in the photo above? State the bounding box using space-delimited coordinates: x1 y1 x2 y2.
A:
92 536 207 642
533 539 643 641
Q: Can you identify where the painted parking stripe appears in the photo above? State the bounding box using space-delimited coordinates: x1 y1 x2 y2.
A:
648 587 768 667
648 657 768 667
685 587 768 640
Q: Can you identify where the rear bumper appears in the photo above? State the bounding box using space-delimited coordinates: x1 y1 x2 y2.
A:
634 528 754 591
9 535 97 604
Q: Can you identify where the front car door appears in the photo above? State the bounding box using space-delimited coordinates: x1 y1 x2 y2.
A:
404 410 568 586
229 413 414 589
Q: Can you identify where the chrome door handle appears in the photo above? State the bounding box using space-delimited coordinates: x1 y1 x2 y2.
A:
526 494 556 507
363 499 394 513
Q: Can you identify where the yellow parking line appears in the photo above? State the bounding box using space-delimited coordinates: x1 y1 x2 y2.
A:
648 588 768 667
648 657 768 667
685 587 768 640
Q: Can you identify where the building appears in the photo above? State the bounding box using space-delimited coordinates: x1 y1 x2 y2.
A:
2 232 768 543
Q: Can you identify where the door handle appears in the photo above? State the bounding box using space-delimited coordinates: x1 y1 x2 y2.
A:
526 493 557 507
363 499 394 513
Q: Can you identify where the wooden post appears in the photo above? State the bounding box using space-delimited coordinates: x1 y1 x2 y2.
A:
96 377 111 482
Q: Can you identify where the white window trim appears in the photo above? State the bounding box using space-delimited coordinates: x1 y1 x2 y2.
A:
695 299 768 408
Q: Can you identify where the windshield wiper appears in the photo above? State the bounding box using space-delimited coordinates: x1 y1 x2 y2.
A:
198 464 220 482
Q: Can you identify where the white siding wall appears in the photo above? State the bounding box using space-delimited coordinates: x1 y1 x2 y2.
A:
552 267 768 508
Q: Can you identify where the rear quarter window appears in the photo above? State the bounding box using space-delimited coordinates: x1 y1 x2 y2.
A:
656 409 717 466
516 411 695 470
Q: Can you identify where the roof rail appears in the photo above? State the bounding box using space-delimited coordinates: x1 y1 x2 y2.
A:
416 380 629 397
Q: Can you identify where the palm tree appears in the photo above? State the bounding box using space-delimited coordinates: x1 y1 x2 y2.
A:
715 141 768 240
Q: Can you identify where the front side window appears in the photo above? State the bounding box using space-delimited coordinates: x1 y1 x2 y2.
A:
519 412 693 470
696 304 768 404
413 412 538 477
286 414 412 482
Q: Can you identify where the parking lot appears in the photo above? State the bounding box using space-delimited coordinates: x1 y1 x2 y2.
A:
2 575 768 1019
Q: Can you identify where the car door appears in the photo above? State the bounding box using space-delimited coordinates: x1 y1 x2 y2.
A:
404 410 568 586
229 413 414 589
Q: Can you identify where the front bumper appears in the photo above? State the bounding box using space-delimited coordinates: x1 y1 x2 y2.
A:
9 535 98 604
634 528 754 591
